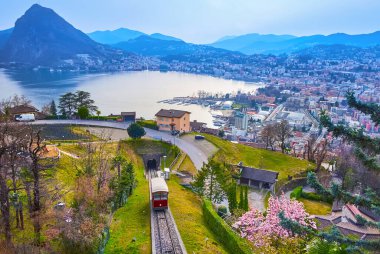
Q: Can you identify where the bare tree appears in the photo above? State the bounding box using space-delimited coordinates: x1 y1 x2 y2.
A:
314 138 331 171
0 121 29 243
26 128 57 244
261 123 276 151
274 120 292 153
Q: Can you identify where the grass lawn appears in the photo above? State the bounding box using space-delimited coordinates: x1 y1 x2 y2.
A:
177 155 198 176
203 134 313 183
298 198 332 215
105 146 151 254
167 176 228 254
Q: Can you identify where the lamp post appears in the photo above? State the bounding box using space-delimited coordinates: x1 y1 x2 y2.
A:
163 155 167 169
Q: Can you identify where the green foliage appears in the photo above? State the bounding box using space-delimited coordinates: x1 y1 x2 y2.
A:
192 160 226 203
217 205 228 217
346 91 380 125
136 120 158 130
301 191 333 204
77 106 90 119
290 186 303 200
170 145 181 158
202 199 253 254
59 90 98 117
244 186 249 211
127 123 146 139
282 172 380 251
239 185 244 209
238 186 249 211
50 100 57 116
320 92 380 171
110 162 135 210
203 133 312 183
290 185 333 203
227 183 237 213
307 238 348 254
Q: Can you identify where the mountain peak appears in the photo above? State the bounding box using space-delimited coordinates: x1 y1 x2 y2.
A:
0 4 108 65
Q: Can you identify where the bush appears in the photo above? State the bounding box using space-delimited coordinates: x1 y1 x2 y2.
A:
301 191 333 204
290 186 303 200
87 116 121 121
217 205 227 217
127 123 146 139
202 199 252 254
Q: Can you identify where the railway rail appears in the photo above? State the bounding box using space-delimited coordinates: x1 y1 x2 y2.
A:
148 169 186 254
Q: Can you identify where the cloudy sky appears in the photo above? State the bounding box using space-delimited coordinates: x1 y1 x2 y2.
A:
1 0 380 43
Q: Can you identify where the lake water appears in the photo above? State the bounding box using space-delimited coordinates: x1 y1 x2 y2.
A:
0 69 262 127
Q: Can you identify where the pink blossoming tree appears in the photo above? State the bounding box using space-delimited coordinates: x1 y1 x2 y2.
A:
233 194 316 247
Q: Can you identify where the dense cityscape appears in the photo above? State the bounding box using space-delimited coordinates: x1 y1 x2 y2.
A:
0 2 379 254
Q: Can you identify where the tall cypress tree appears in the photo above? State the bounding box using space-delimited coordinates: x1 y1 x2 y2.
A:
227 183 237 213
244 186 249 211
239 185 244 209
50 100 57 117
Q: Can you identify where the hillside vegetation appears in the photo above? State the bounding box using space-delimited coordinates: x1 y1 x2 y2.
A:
203 134 313 183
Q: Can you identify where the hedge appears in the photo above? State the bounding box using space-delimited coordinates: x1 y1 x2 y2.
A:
290 186 303 200
136 120 159 130
290 186 333 204
301 191 333 204
87 116 121 121
202 199 252 254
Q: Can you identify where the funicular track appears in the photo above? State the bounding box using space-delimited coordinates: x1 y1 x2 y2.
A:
148 169 186 254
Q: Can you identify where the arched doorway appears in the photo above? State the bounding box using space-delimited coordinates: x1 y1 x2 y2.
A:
147 159 157 170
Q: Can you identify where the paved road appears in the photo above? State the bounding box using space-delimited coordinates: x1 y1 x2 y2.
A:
32 120 207 170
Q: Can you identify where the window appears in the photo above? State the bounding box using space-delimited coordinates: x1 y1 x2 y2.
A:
153 192 168 200
184 124 186 127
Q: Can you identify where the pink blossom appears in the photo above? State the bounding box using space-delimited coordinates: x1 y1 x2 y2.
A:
233 194 316 247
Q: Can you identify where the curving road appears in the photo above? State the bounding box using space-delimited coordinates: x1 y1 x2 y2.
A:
32 120 208 170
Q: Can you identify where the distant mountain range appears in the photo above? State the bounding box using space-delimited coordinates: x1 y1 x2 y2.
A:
210 32 380 54
87 28 182 45
112 35 232 57
0 4 126 66
0 3 379 68
210 33 297 52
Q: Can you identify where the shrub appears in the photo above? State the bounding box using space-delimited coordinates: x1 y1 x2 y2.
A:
217 205 227 217
127 123 146 139
290 186 303 200
301 191 333 204
202 198 252 254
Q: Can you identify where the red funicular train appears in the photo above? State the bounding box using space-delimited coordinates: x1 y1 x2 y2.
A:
151 177 169 210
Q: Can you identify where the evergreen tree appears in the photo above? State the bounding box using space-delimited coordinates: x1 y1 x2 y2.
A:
280 92 380 252
239 185 244 209
320 91 380 171
75 91 98 113
58 92 76 117
244 186 249 211
50 100 57 117
227 183 237 213
192 160 226 203
127 123 146 139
